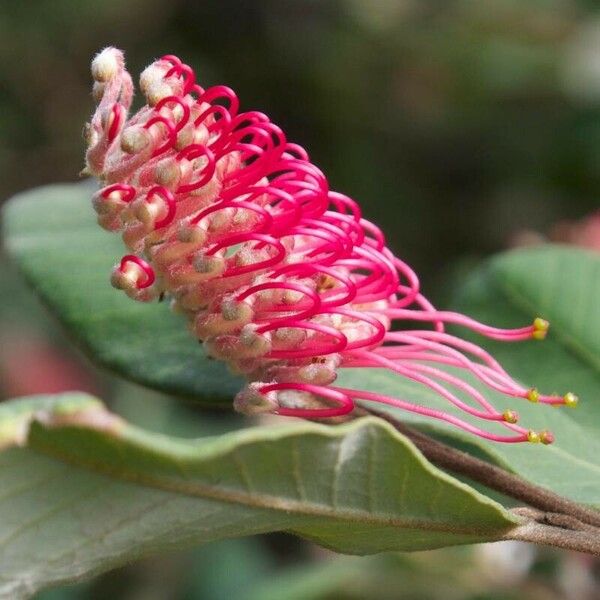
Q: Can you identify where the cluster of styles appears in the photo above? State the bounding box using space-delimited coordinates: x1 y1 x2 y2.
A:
84 48 578 445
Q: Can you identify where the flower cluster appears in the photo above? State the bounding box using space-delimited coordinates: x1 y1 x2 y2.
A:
84 47 578 444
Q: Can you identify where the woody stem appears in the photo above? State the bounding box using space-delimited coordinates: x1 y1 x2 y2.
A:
503 515 600 557
358 405 600 530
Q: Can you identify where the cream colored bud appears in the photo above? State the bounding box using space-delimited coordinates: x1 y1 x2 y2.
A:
139 63 164 94
221 299 253 323
272 327 306 347
175 125 196 150
282 289 304 304
125 285 158 303
234 247 259 267
298 363 337 385
91 47 121 82
208 208 233 232
110 264 139 291
234 384 278 416
177 223 207 245
154 158 181 188
278 390 315 410
239 324 271 356
92 192 125 216
96 213 122 232
145 81 173 106
120 127 150 154
193 253 225 275
194 304 252 338
132 198 161 229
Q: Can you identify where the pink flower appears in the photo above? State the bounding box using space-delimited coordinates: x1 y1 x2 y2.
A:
84 48 577 445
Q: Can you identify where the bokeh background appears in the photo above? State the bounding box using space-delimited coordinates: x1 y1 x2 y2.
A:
1 1 599 598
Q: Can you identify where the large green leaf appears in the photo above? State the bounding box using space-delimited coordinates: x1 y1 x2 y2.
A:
0 393 515 598
2 183 242 404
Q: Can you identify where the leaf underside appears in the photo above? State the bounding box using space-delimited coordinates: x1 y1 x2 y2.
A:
0 393 515 598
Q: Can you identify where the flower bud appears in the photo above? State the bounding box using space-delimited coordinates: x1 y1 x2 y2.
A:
192 253 226 276
177 222 207 245
110 264 139 291
120 127 150 154
91 47 121 82
139 63 165 95
154 158 182 188
239 324 271 357
132 197 161 230
234 383 278 416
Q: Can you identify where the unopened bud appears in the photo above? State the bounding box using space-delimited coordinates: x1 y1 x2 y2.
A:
193 253 225 276
221 298 253 323
132 198 161 229
239 325 271 357
234 383 278 416
145 81 173 106
177 222 207 245
139 63 165 95
91 47 121 82
121 127 150 154
272 327 306 347
110 264 140 291
154 158 181 188
297 362 337 385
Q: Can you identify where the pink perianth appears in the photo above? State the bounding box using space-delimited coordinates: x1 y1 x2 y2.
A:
85 48 575 444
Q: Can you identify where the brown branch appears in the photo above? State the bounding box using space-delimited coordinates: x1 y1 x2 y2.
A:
358 406 600 530
511 507 599 533
504 519 600 556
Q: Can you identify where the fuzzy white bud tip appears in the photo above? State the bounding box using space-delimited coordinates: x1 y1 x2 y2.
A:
91 47 121 82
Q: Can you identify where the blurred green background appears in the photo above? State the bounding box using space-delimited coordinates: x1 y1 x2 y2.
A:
1 1 599 598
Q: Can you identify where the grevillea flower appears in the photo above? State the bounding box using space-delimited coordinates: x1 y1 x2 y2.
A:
84 47 578 445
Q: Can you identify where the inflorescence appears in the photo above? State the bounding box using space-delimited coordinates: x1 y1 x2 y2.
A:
84 47 578 445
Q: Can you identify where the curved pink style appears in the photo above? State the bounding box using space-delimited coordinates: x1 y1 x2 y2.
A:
85 47 578 445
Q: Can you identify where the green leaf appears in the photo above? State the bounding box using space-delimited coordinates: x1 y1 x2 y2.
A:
2 183 242 404
338 245 600 505
0 393 515 598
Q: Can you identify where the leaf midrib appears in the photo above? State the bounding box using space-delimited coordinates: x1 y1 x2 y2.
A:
27 437 513 537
